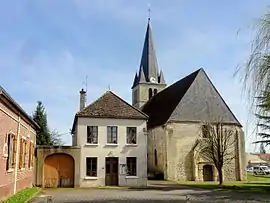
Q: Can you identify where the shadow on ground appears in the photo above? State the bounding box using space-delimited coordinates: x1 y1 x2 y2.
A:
128 183 194 191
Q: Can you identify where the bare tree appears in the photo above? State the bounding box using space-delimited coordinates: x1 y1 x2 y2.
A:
50 129 63 146
195 121 238 185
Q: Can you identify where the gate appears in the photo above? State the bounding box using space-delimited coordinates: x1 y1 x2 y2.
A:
44 153 74 188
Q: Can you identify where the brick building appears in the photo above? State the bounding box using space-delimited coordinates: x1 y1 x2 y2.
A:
0 86 38 200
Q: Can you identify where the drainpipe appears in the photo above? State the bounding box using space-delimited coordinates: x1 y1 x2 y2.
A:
14 116 21 194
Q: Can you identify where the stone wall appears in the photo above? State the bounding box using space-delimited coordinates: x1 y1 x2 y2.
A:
132 83 166 109
149 121 246 182
147 126 167 179
35 146 81 188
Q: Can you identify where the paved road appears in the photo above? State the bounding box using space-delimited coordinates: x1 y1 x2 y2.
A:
30 181 270 203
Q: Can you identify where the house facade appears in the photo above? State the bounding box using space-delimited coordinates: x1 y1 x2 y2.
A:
131 19 246 182
72 90 148 187
0 86 38 200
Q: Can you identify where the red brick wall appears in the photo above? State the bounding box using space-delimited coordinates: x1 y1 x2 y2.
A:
0 99 36 200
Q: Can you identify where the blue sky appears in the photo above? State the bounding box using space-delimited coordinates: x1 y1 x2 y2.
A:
1 1 269 152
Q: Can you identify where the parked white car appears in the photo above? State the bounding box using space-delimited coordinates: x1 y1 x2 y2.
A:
246 167 253 173
253 165 270 175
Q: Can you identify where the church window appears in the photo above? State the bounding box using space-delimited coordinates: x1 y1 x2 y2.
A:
154 89 158 95
154 149 158 166
148 88 153 99
202 125 209 138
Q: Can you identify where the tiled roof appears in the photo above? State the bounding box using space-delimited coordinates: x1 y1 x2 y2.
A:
142 68 241 128
0 85 39 129
76 91 148 120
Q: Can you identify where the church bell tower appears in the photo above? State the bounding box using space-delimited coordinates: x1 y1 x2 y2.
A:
132 18 166 109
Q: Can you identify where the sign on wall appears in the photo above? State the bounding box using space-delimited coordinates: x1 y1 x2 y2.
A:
120 164 126 175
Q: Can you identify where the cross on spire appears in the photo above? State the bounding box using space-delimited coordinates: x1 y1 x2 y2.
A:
148 3 151 21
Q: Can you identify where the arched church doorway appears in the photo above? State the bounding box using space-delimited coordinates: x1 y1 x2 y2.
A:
44 153 74 188
203 164 213 181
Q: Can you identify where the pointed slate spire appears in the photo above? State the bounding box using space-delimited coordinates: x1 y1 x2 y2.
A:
132 72 138 88
138 66 146 83
159 70 166 84
139 19 159 82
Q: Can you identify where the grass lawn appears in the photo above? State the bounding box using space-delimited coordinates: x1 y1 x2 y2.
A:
178 174 270 193
1 187 41 203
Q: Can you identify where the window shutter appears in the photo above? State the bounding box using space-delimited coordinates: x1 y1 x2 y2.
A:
31 143 34 167
28 142 31 168
19 138 23 169
24 140 27 168
12 135 17 167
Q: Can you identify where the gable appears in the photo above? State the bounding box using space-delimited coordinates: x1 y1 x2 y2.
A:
168 69 241 125
142 69 199 128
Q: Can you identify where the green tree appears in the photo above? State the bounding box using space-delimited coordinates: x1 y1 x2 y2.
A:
237 10 270 144
33 101 52 145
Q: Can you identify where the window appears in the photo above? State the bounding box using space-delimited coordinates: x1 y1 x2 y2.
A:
107 126 118 144
126 157 137 176
202 125 208 138
148 88 153 99
19 138 26 169
154 89 158 95
24 140 27 168
6 134 15 170
154 149 158 166
86 157 97 177
31 142 34 167
87 126 98 144
28 142 34 168
126 127 137 144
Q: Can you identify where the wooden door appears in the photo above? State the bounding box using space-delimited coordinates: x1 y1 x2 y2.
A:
203 165 213 181
44 153 74 188
105 157 118 186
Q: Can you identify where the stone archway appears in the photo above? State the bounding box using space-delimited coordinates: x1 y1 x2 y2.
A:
43 153 74 188
203 164 214 181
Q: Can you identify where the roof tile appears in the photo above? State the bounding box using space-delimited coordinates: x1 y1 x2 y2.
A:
76 91 148 120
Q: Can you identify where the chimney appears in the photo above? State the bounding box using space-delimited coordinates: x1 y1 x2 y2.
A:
79 88 87 110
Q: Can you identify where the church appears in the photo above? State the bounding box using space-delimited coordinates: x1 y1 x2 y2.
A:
131 18 246 182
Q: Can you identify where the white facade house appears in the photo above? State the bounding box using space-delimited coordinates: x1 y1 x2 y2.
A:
71 90 148 187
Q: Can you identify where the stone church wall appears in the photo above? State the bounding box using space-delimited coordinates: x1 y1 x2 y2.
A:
166 122 199 181
148 122 246 182
147 126 167 178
